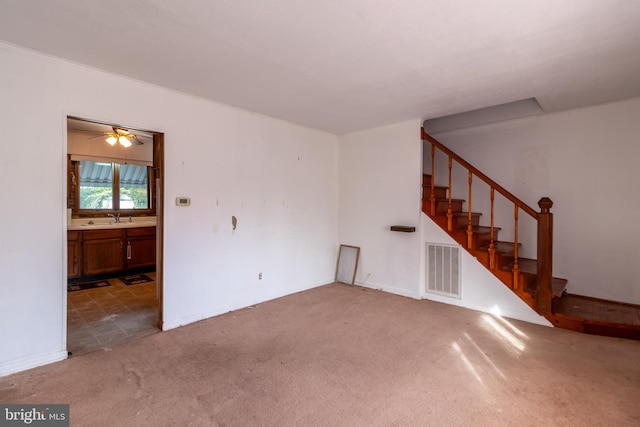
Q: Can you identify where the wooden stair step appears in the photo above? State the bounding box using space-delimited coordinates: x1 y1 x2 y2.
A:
422 185 448 200
447 225 502 250
502 258 568 298
451 211 481 227
478 240 519 254
429 198 465 215
510 257 536 274
458 225 502 234
552 278 568 298
548 294 640 340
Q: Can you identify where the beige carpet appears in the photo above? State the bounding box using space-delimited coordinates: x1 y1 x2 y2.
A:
1 283 639 426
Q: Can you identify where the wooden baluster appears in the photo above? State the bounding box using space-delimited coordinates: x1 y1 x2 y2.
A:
488 188 496 270
430 143 435 216
467 171 473 248
513 205 519 290
447 156 453 231
536 197 554 314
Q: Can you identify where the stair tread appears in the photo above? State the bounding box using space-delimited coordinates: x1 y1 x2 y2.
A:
451 211 481 217
505 258 569 281
429 198 465 202
422 197 465 205
477 240 520 253
456 225 501 233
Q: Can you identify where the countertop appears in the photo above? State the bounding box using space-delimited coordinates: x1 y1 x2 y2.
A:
67 217 157 231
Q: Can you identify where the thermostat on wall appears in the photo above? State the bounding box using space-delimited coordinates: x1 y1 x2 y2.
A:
176 197 191 206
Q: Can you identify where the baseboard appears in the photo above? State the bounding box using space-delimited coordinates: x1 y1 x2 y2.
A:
356 280 422 300
162 277 333 331
0 350 67 377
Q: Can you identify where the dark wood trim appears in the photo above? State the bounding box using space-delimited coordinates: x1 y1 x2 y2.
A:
113 163 121 211
390 226 416 232
70 159 157 218
153 132 165 330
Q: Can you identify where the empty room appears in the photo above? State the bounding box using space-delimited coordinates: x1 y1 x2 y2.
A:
1 1 639 426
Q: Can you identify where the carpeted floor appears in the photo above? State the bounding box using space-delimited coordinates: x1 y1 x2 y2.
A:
1 283 639 426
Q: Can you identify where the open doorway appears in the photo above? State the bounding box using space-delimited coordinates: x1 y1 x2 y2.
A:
65 117 164 355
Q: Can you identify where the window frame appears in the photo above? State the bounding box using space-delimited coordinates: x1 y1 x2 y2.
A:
72 160 156 217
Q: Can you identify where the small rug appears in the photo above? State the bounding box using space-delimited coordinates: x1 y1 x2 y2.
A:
119 274 154 286
68 280 110 292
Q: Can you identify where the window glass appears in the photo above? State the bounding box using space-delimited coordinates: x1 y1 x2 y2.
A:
79 161 114 209
76 161 150 211
119 163 149 209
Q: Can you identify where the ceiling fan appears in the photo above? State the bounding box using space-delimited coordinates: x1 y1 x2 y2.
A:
89 126 147 147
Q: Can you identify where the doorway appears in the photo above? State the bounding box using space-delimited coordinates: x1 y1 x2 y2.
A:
65 117 164 355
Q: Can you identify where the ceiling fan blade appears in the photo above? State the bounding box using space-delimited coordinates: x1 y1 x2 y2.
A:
72 128 103 134
88 134 107 140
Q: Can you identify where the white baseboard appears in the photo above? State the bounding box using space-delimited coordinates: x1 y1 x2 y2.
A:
0 350 67 377
162 278 333 331
356 280 422 300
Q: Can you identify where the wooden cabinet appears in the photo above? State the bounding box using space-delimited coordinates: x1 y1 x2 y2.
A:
125 227 156 269
82 229 125 276
67 231 81 279
67 226 156 279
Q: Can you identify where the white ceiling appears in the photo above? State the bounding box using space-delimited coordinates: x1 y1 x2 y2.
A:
1 0 640 134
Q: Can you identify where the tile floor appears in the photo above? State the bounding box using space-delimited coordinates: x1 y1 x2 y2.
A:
67 272 159 356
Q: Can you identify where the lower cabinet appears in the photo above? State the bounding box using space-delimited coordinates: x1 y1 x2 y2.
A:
125 227 157 269
82 229 125 276
68 227 156 278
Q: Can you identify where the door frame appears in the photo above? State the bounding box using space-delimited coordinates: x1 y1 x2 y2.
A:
64 116 165 337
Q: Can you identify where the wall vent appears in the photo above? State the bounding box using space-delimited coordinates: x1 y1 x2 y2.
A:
426 243 461 298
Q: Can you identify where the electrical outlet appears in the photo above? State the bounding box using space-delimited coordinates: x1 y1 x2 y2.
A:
259 272 262 280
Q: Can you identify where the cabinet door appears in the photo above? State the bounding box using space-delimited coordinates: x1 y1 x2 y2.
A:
83 238 124 276
67 239 82 278
126 236 156 269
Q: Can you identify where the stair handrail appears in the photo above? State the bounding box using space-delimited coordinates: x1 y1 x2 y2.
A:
421 128 538 219
421 127 553 313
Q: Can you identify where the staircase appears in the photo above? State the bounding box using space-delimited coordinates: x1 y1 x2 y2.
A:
422 128 640 340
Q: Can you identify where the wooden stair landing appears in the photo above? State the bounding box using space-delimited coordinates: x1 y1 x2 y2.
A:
548 294 640 340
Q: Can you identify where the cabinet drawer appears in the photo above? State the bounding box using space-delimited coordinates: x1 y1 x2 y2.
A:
67 231 80 241
82 229 124 240
126 226 156 237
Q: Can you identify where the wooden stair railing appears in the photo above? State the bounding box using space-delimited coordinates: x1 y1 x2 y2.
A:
421 128 554 314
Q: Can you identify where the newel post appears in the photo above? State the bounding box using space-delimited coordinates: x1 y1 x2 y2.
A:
536 197 553 313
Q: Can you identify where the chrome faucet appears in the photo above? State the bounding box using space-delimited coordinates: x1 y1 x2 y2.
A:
108 213 121 223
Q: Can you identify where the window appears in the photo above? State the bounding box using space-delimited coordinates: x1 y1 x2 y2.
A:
74 160 154 214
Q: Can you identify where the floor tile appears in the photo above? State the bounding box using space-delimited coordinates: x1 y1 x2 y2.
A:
67 274 159 356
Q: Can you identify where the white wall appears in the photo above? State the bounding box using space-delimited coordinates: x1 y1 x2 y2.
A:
0 43 338 375
421 215 551 326
337 120 547 326
339 120 423 298
431 97 640 305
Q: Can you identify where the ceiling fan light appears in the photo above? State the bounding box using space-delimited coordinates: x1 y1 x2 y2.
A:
106 135 117 145
119 136 132 147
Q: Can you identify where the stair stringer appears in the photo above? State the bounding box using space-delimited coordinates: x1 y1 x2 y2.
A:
421 213 552 327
